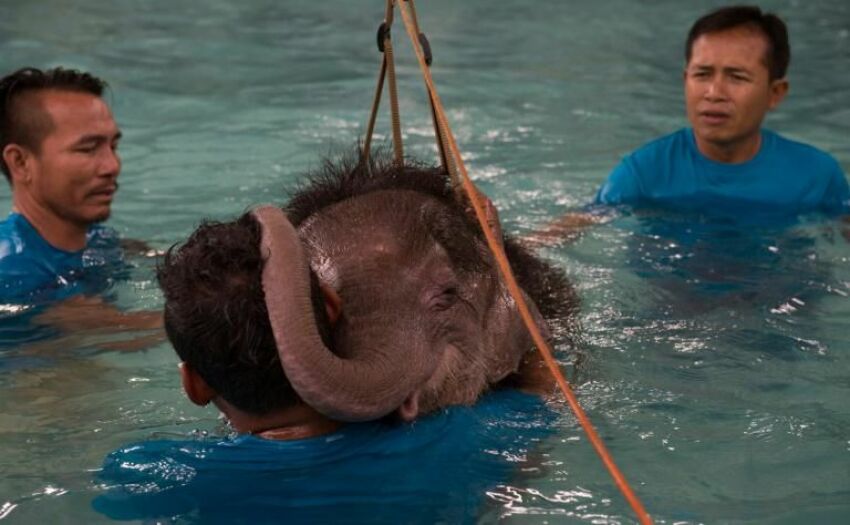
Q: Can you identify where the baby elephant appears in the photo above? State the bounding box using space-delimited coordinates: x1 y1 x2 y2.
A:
158 152 578 435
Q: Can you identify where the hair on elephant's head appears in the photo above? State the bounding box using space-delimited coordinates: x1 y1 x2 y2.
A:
159 150 578 424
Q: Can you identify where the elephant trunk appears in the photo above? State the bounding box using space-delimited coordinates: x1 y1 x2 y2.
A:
252 206 435 422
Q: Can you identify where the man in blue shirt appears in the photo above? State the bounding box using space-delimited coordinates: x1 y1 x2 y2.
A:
91 212 556 523
0 67 124 301
93 388 552 524
596 6 849 216
153 210 555 439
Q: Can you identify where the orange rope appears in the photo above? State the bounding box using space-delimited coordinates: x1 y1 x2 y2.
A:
393 1 653 523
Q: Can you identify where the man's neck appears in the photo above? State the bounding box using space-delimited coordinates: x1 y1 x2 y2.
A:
695 131 762 164
217 399 342 441
12 196 88 252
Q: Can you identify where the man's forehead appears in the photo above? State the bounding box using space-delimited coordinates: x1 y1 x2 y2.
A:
689 27 769 69
36 89 119 137
38 90 112 118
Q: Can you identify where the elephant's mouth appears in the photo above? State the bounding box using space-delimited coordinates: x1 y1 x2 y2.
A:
416 342 489 415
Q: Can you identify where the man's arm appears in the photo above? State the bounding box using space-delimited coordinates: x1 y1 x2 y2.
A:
464 186 606 248
33 295 162 331
523 211 604 247
596 157 642 206
32 295 164 352
524 156 645 247
120 238 163 258
823 163 850 242
507 347 558 395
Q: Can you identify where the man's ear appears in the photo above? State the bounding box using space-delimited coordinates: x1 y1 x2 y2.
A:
320 283 342 325
179 362 217 407
768 78 789 110
2 144 32 186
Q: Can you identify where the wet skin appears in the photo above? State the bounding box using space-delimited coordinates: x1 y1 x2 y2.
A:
684 26 788 164
8 90 122 251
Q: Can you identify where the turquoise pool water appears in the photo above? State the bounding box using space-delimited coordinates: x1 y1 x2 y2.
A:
1 0 849 522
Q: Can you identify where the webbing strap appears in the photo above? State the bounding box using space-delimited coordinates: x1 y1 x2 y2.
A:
362 54 386 165
364 0 451 174
363 0 403 167
401 0 451 175
384 35 403 165
392 1 654 523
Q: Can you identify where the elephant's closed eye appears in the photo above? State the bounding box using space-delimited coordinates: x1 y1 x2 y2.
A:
429 286 459 311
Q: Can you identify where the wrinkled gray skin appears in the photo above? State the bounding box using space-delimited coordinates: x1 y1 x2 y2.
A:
255 189 548 423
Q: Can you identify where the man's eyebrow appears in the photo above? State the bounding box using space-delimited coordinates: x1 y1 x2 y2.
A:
74 131 123 145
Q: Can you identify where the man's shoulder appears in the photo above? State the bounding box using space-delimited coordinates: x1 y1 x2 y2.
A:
597 129 691 205
0 214 30 262
0 215 52 301
0 212 23 236
628 128 690 158
87 223 120 247
623 128 693 174
621 128 693 177
764 130 843 172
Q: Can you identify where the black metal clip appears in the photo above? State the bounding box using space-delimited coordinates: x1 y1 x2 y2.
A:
418 32 433 66
377 22 390 52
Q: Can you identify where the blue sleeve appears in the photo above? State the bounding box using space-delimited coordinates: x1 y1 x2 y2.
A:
595 157 642 205
821 159 850 214
0 240 30 302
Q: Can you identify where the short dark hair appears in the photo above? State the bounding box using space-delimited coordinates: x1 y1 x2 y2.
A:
0 67 108 181
157 212 332 416
685 6 790 81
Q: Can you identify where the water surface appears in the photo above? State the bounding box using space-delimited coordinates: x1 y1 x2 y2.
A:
1 1 849 523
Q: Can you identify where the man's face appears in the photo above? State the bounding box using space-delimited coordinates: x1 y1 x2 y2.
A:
27 90 122 227
684 27 787 159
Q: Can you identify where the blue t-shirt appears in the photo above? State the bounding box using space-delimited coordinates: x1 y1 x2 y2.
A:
92 390 556 524
0 213 122 303
596 128 850 216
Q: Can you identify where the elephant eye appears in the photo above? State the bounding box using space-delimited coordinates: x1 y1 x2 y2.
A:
430 286 459 311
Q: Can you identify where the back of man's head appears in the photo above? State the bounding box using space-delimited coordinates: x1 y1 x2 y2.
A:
0 67 108 181
685 5 790 81
157 212 333 416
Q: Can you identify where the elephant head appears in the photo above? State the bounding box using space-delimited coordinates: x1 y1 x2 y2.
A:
253 190 549 423
246 153 577 423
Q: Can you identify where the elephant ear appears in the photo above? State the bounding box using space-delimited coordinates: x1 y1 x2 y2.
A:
251 206 435 422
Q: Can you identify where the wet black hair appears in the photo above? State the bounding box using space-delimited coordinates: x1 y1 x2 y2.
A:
685 5 790 81
0 67 108 181
286 147 579 324
157 213 332 416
